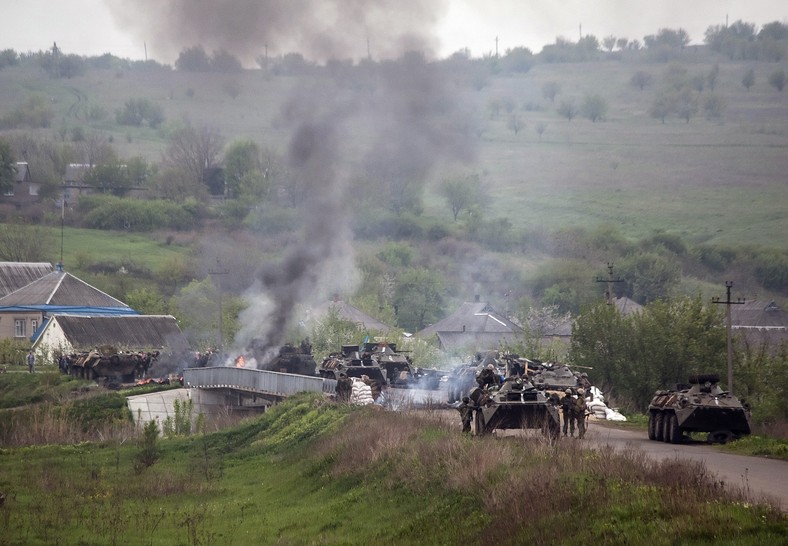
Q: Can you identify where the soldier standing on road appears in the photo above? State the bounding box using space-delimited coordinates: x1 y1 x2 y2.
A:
560 388 575 437
574 388 588 439
457 396 474 434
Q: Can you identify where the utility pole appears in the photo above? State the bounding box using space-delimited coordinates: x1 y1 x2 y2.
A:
208 259 230 362
495 36 499 58
712 281 745 394
595 263 624 305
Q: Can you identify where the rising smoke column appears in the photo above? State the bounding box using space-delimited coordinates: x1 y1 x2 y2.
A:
107 0 475 363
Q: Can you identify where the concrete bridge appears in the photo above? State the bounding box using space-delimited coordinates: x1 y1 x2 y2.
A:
128 367 337 424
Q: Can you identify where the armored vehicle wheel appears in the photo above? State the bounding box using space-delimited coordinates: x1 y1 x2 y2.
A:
647 412 657 440
662 412 673 443
666 413 683 444
653 411 665 441
708 430 733 444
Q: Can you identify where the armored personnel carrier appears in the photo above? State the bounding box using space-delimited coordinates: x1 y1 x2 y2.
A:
527 362 581 392
469 377 561 438
319 344 386 384
67 348 158 382
247 339 318 376
647 373 752 444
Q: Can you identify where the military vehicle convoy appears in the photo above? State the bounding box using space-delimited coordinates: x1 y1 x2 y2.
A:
647 373 752 444
469 377 561 438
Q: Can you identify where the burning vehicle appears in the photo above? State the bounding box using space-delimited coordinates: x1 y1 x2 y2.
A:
648 373 752 444
248 339 318 376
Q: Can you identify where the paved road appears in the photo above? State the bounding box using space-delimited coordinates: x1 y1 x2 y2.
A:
584 422 788 511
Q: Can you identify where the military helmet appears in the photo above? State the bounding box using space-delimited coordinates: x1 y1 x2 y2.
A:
487 363 494 370
577 388 585 395
581 372 588 378
565 388 572 394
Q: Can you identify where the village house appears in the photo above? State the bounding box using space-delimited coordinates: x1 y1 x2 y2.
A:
0 261 53 298
0 263 137 343
0 162 41 208
416 296 523 352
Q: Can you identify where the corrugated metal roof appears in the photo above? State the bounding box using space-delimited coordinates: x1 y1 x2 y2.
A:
730 301 788 328
52 315 189 352
0 262 53 298
0 271 129 308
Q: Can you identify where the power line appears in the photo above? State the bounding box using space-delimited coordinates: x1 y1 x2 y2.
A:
712 281 745 394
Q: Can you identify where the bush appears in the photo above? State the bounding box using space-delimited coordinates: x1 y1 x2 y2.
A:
244 205 299 235
80 195 197 231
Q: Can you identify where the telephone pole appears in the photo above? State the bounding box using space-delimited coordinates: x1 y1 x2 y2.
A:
712 281 745 393
208 259 230 362
595 263 624 305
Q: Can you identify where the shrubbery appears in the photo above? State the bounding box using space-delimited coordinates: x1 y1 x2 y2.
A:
79 195 198 231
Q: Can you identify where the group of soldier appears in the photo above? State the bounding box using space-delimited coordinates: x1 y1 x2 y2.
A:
456 363 593 438
559 387 588 439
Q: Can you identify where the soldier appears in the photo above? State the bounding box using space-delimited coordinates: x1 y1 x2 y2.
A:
579 372 592 391
457 396 474 434
560 388 575 437
477 363 499 390
335 373 352 403
574 388 588 439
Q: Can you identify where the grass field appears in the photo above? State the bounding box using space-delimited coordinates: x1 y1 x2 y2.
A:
2 57 786 251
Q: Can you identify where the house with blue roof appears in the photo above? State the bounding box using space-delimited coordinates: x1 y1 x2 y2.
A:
0 263 137 343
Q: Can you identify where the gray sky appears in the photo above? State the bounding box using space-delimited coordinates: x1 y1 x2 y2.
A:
1 0 785 63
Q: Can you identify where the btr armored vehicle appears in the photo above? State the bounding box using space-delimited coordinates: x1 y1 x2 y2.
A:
648 373 752 444
469 377 561 439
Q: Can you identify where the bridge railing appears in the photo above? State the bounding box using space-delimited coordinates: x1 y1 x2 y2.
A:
184 366 336 396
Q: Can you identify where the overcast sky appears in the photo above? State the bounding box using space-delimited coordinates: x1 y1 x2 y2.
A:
1 0 785 63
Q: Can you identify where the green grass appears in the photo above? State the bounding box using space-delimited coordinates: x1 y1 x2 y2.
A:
717 435 788 460
0 394 785 545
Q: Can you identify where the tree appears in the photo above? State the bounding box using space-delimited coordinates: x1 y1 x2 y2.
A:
768 69 786 92
535 122 547 140
630 70 653 91
676 89 698 123
439 173 486 221
742 67 756 91
223 139 262 198
175 45 211 72
557 99 578 121
500 47 533 73
650 91 674 123
210 49 242 72
617 251 681 304
542 81 561 103
0 220 54 261
703 94 725 119
616 38 629 51
393 268 445 332
81 159 131 196
582 94 607 122
116 98 164 128
162 124 225 191
707 63 720 91
0 139 16 195
124 287 169 315
507 114 523 135
603 35 617 52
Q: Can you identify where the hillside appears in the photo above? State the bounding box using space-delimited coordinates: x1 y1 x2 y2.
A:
0 48 787 334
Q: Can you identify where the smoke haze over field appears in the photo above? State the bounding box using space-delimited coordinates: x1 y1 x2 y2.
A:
105 0 449 63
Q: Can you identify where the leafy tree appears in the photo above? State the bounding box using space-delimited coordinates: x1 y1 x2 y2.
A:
116 98 164 128
768 69 786 92
617 251 681 304
81 159 131 196
703 94 725 119
706 63 720 91
603 35 617 52
210 49 242 72
0 49 18 69
557 99 578 121
0 139 15 195
223 139 262 198
175 45 211 72
309 306 374 361
500 47 533 73
630 70 653 91
535 122 547 140
676 89 698 123
393 267 445 332
582 94 607 122
616 38 629 51
0 220 55 261
742 67 756 91
541 81 561 103
124 287 169 315
173 278 245 349
649 91 674 123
